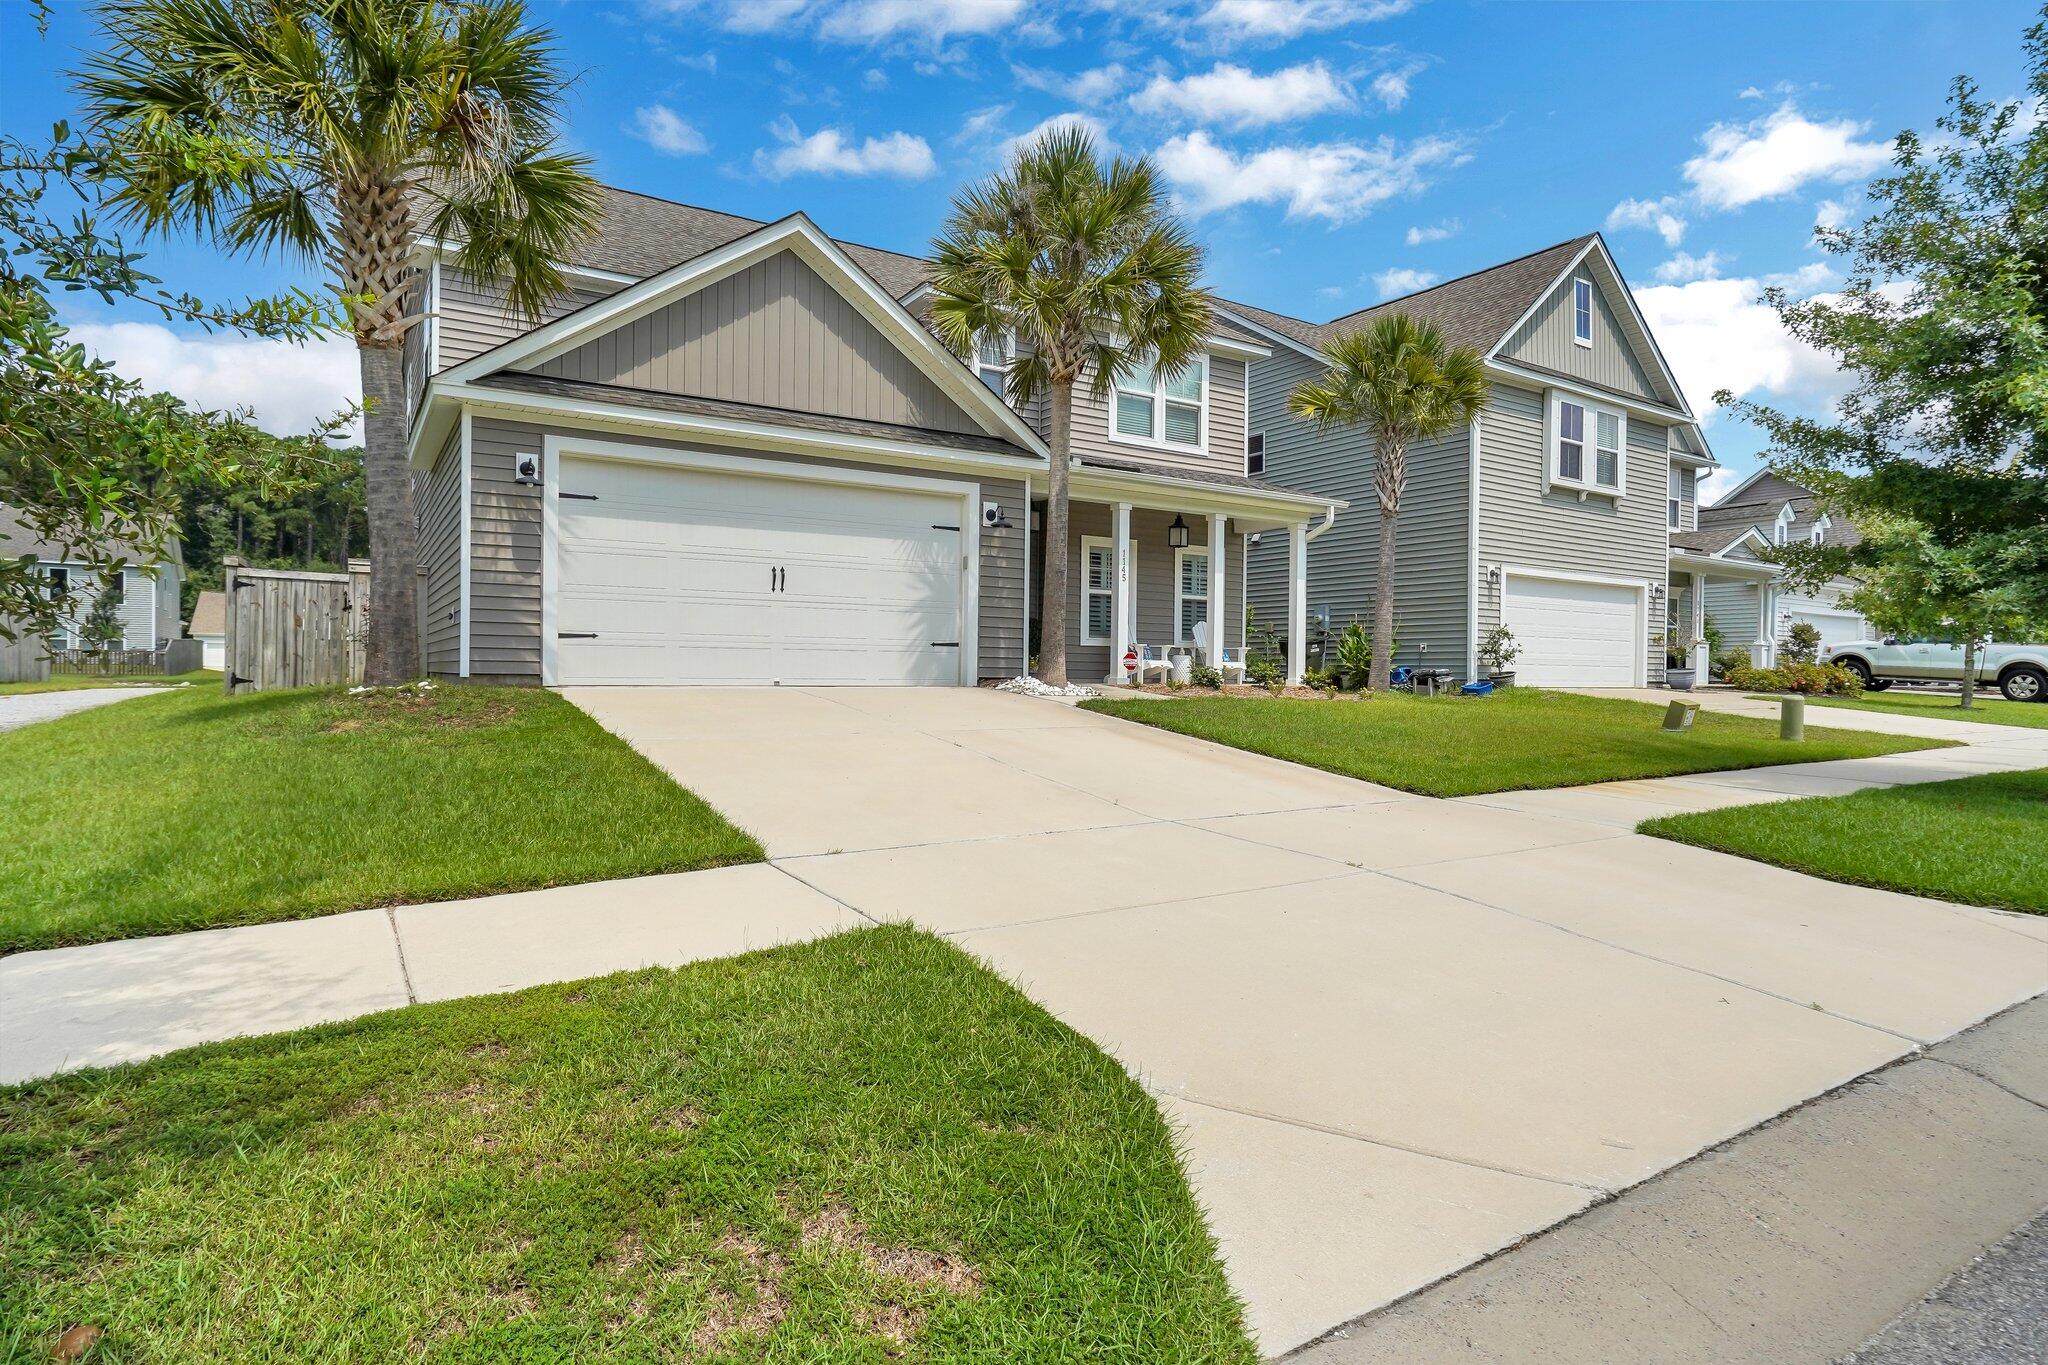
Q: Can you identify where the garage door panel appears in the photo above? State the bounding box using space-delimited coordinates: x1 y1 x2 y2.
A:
553 455 967 687
1504 576 1640 688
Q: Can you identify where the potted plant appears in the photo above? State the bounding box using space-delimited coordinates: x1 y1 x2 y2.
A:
1478 626 1520 688
1665 636 1702 690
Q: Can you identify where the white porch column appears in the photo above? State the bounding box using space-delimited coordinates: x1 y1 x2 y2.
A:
1286 522 1308 685
1753 583 1775 667
1207 513 1228 667
1689 571 1707 674
1108 501 1133 684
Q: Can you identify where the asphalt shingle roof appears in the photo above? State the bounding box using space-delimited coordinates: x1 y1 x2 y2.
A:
0 504 158 564
1217 235 1598 356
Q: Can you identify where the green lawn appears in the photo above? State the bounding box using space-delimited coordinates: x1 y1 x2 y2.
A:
0 926 1255 1364
1756 690 2048 730
1080 688 1949 797
0 668 219 695
0 685 761 954
1641 768 2048 914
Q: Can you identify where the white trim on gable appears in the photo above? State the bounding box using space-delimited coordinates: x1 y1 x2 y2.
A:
1488 236 1695 420
1714 525 1775 557
1709 464 1807 508
1211 305 1329 363
435 214 1049 458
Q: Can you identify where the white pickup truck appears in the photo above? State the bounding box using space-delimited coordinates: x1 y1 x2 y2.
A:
1822 636 2048 702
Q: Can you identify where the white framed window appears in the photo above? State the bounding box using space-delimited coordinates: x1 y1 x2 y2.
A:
1810 514 1830 546
1572 278 1594 347
1080 536 1136 644
1175 547 1210 643
1112 353 1206 452
1774 505 1794 546
1548 391 1626 496
1246 430 1265 477
974 333 1012 396
1667 467 1683 529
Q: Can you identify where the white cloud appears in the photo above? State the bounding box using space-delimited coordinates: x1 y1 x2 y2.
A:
1653 250 1724 283
1013 62 1130 106
1371 267 1437 298
68 321 361 439
1317 284 1346 300
1404 218 1459 246
1196 0 1414 41
1697 464 1746 503
1129 61 1352 129
674 51 717 73
1813 197 1852 231
862 67 889 90
1369 60 1426 110
1682 101 1892 210
629 105 709 156
1634 274 1849 419
955 103 1013 143
754 116 936 179
1606 195 1687 247
817 0 1027 42
1003 111 1113 160
1762 260 1838 295
1154 129 1465 223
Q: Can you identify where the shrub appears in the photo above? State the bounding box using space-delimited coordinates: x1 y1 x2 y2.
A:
1711 647 1750 681
1302 668 1335 692
1334 622 1373 690
1245 656 1283 688
1190 663 1224 688
1726 661 1864 696
1782 620 1822 664
1477 625 1520 672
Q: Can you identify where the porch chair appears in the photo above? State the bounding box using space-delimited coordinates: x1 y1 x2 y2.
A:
1191 621 1248 684
1130 641 1175 685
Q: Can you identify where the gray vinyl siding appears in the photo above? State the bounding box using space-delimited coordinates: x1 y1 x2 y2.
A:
437 265 623 370
1674 461 1698 530
417 426 463 676
1060 502 1248 683
1064 352 1250 479
1500 272 1659 404
1474 382 1673 683
464 415 1027 682
527 250 985 437
1706 580 1767 649
1245 347 1472 677
116 567 156 649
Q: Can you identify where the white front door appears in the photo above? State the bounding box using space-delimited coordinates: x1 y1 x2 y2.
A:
553 454 966 686
1503 573 1641 687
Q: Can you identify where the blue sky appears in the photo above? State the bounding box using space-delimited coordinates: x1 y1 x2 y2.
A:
6 0 2039 492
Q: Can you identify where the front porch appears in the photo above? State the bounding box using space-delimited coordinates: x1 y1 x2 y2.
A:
1668 551 1781 681
1031 464 1339 687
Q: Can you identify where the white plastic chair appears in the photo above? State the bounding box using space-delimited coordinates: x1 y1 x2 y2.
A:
1191 621 1247 683
1130 642 1174 684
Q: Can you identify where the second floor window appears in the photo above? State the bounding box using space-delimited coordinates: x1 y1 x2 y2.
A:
1551 393 1625 494
1246 431 1265 476
1113 354 1206 451
1667 467 1684 529
1573 278 1593 346
975 334 1011 396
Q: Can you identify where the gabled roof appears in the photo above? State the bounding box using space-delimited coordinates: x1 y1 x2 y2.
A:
1216 235 1596 357
0 504 164 565
187 589 226 637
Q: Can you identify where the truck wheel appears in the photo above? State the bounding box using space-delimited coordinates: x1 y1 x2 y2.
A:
1839 657 1874 688
1866 679 1893 691
1999 665 2046 703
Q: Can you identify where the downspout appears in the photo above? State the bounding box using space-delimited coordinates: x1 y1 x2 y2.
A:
1304 502 1340 541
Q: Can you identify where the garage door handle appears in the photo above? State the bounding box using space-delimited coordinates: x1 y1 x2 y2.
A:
559 492 598 501
558 632 597 639
930 641 960 648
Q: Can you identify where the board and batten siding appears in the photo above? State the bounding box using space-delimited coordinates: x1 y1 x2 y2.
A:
416 426 463 676
1244 347 1472 674
1499 271 1660 404
463 416 1027 682
1055 502 1247 684
526 250 986 436
1474 382 1673 683
436 265 623 371
1063 352 1250 479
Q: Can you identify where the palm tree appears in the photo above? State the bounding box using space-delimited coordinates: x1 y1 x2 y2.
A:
927 127 1210 687
1288 315 1487 692
77 0 601 686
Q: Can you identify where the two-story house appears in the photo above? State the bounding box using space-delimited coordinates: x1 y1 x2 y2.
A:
0 505 184 655
1222 234 1772 688
402 187 1339 689
1675 470 1868 664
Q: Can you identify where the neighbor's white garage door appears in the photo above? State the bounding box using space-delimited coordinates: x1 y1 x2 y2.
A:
1784 603 1867 649
553 455 965 686
1503 574 1640 687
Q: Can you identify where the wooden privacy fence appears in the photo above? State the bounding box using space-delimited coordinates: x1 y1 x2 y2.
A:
223 558 371 693
0 630 50 684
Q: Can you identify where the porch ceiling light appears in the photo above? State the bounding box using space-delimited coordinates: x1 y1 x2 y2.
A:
1167 514 1190 549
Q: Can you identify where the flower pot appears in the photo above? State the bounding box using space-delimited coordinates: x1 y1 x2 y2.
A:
1666 668 1698 691
1488 671 1515 689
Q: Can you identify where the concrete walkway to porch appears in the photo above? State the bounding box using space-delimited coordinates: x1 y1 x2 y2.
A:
4 683 2044 1357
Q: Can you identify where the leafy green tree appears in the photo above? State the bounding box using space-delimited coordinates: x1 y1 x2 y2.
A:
79 0 601 685
1841 520 2038 707
80 579 124 652
1288 315 1487 691
928 126 1211 687
1718 16 2048 705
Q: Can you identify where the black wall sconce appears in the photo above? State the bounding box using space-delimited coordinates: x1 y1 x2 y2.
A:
1167 514 1189 549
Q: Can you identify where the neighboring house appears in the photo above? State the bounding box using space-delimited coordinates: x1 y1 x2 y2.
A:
0 504 183 653
1684 470 1867 663
403 186 1338 688
187 590 228 670
1223 234 1748 688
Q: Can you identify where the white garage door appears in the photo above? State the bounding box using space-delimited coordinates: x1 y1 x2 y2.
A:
1503 575 1640 687
553 455 965 686
1785 605 1867 648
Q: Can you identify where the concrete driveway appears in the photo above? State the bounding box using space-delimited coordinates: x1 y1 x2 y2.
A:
0 685 168 732
569 686 2048 1354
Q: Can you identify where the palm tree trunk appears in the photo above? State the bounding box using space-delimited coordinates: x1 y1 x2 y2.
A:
1037 377 1074 686
358 342 420 686
1370 435 1405 693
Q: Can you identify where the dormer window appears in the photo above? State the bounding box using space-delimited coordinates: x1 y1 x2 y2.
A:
1810 514 1830 546
1113 353 1206 452
1774 505 1794 546
1572 278 1593 347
